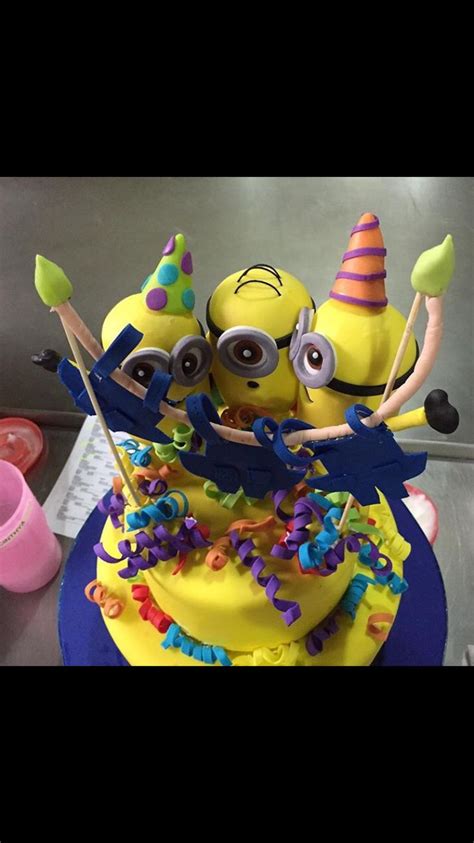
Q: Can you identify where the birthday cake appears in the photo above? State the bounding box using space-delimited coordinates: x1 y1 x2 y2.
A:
34 214 458 666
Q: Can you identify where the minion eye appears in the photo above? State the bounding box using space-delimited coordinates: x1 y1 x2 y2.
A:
292 332 336 388
306 346 323 370
122 348 170 388
170 336 213 387
232 339 264 366
217 327 279 378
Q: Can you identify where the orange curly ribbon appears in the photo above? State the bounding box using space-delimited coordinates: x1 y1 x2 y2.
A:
367 612 394 641
227 515 276 535
220 405 270 430
206 536 232 571
84 578 124 619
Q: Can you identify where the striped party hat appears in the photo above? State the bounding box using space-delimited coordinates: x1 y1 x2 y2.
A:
141 233 195 315
330 213 388 308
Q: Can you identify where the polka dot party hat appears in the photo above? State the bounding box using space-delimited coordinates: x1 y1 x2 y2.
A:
141 233 195 315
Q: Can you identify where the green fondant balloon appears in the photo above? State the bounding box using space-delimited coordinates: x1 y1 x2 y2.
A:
35 255 73 307
411 234 455 296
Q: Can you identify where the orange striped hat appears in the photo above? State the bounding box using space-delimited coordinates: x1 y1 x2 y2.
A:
330 212 388 308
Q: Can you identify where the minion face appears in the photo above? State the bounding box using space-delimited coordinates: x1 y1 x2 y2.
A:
101 294 211 407
207 264 314 416
293 299 418 428
101 233 211 410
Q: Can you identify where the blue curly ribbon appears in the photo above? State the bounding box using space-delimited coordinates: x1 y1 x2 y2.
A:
126 489 189 530
161 623 233 666
117 438 153 467
340 573 378 620
298 506 343 571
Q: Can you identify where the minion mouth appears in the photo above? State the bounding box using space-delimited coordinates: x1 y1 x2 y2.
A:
305 386 315 404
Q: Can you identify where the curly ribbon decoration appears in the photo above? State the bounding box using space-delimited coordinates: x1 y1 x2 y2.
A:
228 517 302 626
152 516 212 571
137 477 168 498
117 438 153 467
125 489 189 530
94 531 162 579
306 614 339 656
367 612 394 641
97 514 213 579
220 404 269 430
298 505 344 572
161 623 233 666
270 495 324 561
203 480 257 509
133 464 177 482
131 583 174 633
153 423 195 463
84 578 124 618
205 535 232 571
112 475 123 494
340 573 377 620
235 641 302 667
97 492 126 530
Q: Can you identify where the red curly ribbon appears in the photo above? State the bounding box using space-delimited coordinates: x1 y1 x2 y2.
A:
131 584 173 633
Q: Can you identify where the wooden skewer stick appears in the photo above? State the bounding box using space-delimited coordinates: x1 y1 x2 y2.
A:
337 293 423 533
381 292 423 404
59 316 142 506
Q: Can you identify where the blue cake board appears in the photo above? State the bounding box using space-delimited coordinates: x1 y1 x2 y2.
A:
58 492 447 667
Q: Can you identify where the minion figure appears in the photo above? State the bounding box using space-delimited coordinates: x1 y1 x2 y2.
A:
206 264 314 421
292 213 419 429
101 233 212 423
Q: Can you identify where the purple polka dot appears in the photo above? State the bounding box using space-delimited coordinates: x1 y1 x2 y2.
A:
162 235 175 256
181 251 193 275
146 287 168 311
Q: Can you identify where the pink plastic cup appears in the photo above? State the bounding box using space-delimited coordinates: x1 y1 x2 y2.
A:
0 459 62 592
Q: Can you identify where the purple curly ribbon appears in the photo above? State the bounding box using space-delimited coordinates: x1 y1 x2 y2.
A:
271 495 324 560
94 514 213 580
306 614 339 656
229 530 301 626
97 493 125 530
94 531 161 578
152 516 212 559
138 477 168 497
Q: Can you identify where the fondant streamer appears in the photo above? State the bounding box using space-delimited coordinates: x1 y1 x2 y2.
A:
161 623 233 666
228 523 301 626
366 612 394 641
97 492 126 530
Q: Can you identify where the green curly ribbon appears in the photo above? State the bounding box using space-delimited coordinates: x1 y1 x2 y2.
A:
153 424 194 463
203 481 257 509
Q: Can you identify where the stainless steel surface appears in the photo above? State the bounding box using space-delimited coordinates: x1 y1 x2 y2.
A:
0 422 472 666
1 176 473 445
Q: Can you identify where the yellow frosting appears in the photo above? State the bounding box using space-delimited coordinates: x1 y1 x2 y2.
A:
96 482 410 666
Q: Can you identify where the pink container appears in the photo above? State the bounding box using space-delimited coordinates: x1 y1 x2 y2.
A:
0 459 62 592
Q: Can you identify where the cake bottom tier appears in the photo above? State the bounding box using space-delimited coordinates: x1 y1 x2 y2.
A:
95 490 410 666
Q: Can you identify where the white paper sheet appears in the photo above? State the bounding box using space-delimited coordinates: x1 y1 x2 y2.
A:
42 416 128 539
